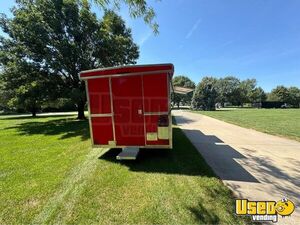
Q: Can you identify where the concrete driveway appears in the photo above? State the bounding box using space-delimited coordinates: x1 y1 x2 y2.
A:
173 110 300 225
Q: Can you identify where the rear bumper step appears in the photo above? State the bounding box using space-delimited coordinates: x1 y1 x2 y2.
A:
116 147 140 160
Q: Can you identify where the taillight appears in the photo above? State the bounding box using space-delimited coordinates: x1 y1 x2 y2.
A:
158 115 169 127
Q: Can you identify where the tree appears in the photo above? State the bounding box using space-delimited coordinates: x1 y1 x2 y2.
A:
0 0 139 119
287 87 300 108
216 76 241 106
268 86 289 103
239 78 257 104
171 76 195 108
249 87 267 103
0 74 10 112
0 60 56 116
93 0 159 33
191 77 218 111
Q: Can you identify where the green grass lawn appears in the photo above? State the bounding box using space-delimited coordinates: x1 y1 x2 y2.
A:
193 108 300 141
0 114 247 224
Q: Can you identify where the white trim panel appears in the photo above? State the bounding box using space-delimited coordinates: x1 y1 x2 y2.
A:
144 111 169 116
80 70 173 80
90 113 113 117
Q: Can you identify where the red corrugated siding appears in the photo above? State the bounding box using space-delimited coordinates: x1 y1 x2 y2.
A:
87 78 111 114
92 117 113 145
143 74 168 113
145 115 159 132
112 75 145 146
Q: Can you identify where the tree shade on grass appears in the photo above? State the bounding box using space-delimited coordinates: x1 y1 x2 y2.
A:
0 115 247 224
193 108 300 141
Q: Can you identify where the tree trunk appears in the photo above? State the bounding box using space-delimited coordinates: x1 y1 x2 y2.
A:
32 110 36 117
77 101 86 120
31 106 37 117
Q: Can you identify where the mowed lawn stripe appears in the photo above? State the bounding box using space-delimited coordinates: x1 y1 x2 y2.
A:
32 147 105 224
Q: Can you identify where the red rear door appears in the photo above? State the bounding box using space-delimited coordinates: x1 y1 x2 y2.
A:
112 75 145 146
88 78 114 145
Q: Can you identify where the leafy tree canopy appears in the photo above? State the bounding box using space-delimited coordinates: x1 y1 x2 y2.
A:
93 0 159 34
0 60 54 116
0 0 139 118
216 76 241 105
287 87 300 107
267 85 289 102
191 77 218 111
268 85 300 107
191 76 267 110
249 87 267 103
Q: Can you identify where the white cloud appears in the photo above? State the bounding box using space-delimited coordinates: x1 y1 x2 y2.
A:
138 31 152 47
185 18 202 39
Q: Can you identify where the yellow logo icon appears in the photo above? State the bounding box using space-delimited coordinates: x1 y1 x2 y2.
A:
275 198 295 217
235 198 295 223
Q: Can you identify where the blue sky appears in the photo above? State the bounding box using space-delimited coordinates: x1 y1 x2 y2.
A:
1 0 300 91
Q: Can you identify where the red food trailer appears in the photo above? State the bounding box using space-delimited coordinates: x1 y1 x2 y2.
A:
79 64 174 159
